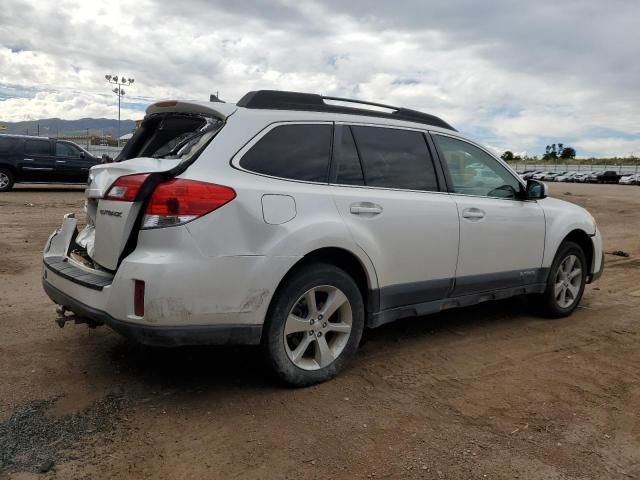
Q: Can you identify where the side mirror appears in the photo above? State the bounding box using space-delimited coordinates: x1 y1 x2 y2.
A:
525 179 547 200
79 152 86 159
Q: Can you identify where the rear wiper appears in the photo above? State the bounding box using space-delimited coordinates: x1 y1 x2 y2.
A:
154 121 220 159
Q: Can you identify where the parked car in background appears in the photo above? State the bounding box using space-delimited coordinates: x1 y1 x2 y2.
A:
585 171 602 183
533 171 553 180
42 90 604 386
596 171 622 184
543 171 569 181
556 171 578 182
619 173 640 185
0 134 99 191
522 170 544 180
572 171 594 183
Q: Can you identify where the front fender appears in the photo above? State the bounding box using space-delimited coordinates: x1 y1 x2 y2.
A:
540 197 597 268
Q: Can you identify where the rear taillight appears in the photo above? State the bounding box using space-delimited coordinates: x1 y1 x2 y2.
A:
142 179 236 229
104 174 150 201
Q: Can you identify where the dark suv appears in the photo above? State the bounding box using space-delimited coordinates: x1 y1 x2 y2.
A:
0 134 100 191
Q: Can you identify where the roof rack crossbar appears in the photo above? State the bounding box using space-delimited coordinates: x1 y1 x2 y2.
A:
236 90 456 131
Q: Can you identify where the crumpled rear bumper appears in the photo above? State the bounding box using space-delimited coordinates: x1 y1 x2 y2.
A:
43 279 262 346
42 214 265 346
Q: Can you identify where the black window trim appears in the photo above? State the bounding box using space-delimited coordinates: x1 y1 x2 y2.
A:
329 124 365 186
231 120 335 185
429 131 528 201
329 122 448 194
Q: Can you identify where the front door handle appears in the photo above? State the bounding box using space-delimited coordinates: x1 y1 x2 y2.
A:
462 208 485 220
23 158 34 162
350 202 383 215
55 160 66 164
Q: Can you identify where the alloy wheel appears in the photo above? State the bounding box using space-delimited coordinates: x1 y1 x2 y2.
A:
0 172 9 189
554 254 583 309
283 285 353 371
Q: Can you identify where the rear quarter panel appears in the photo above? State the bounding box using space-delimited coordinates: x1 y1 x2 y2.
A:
177 114 379 323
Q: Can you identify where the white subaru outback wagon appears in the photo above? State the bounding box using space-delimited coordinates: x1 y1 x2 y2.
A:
43 90 603 386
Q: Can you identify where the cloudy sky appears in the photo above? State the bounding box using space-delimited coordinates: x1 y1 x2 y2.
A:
0 0 638 157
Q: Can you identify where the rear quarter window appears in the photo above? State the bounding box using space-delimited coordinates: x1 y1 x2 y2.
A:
239 124 332 183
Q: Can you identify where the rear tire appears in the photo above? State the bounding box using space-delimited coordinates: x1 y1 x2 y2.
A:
263 263 365 387
0 168 14 192
537 241 587 318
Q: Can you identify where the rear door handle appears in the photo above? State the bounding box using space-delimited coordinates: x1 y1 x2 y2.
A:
350 203 383 215
55 160 66 163
23 158 34 162
462 208 485 220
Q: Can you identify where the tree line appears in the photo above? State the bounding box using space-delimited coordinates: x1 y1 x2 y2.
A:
501 143 576 162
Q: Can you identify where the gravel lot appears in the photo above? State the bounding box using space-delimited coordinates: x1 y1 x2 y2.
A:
1 183 639 479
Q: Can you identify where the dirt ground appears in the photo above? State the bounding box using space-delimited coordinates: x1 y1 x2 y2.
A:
1 182 639 480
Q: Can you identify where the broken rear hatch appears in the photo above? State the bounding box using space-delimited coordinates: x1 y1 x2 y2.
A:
75 100 236 271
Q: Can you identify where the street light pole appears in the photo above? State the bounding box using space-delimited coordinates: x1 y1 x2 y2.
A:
105 74 135 144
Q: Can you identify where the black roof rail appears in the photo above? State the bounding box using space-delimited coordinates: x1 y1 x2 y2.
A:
236 90 456 131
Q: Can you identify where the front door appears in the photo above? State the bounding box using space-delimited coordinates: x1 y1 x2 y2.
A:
54 141 95 183
330 124 460 312
431 133 546 296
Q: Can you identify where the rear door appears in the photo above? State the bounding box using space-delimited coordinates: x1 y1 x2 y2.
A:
54 141 96 182
21 138 57 182
330 124 459 312
431 133 545 295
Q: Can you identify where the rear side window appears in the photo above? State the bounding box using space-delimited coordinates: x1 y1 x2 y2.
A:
25 139 50 155
350 126 438 191
240 124 332 182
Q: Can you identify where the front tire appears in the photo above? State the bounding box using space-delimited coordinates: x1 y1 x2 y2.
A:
264 263 365 387
538 241 587 318
0 168 14 192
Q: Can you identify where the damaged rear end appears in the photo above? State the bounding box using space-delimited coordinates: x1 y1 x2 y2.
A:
80 101 232 271
41 100 260 345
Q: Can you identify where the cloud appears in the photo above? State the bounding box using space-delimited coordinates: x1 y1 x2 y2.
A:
0 90 142 121
0 0 638 157
573 137 640 158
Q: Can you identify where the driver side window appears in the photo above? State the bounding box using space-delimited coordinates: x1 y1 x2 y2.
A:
55 142 81 157
433 135 521 199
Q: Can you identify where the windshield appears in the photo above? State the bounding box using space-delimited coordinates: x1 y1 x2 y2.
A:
116 114 222 163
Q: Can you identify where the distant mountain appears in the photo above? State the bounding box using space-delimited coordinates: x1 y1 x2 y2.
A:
0 118 137 138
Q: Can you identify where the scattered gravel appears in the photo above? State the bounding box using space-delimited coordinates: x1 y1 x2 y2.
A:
0 393 127 474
